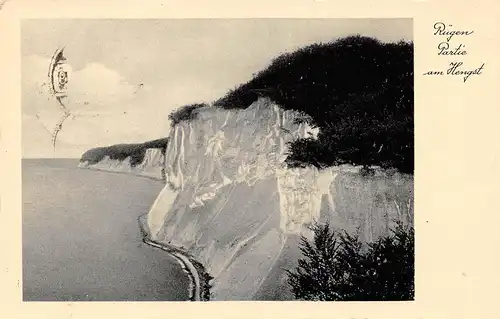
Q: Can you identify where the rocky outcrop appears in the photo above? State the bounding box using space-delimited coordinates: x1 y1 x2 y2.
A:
146 97 413 300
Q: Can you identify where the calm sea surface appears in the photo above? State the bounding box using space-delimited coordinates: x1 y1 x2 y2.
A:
22 159 189 301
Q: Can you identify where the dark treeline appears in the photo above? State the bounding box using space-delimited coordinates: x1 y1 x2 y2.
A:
214 35 413 173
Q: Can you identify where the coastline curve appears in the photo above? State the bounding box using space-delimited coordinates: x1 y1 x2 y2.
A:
138 214 209 301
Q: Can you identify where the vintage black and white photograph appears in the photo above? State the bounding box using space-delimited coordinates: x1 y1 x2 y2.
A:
22 18 414 301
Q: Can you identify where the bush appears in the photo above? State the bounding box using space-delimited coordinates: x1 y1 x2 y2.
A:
287 221 414 301
168 103 208 126
214 35 413 173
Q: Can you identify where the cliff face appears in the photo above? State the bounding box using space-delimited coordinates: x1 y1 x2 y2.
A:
79 147 166 181
147 97 413 300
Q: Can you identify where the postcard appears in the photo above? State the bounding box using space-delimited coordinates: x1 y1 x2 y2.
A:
1 0 499 318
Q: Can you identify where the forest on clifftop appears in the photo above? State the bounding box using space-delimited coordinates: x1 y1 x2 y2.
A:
214 35 413 173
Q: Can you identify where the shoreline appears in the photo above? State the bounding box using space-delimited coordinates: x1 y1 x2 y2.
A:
77 163 209 301
137 214 209 302
48 160 201 301
22 161 189 301
84 164 207 301
76 165 166 183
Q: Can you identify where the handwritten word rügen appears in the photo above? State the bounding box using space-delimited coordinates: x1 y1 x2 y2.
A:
433 22 474 42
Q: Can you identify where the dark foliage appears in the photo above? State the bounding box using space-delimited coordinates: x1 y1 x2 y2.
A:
168 103 208 126
142 137 170 149
201 272 214 301
214 35 413 173
287 221 414 301
79 137 169 167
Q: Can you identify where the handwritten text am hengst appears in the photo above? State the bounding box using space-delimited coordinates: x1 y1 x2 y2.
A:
423 22 485 83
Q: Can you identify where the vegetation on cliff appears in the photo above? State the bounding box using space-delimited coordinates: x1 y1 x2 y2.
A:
287 221 414 301
214 35 413 173
168 103 209 127
79 137 169 167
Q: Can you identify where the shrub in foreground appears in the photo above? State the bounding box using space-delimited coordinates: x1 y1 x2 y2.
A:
287 221 414 301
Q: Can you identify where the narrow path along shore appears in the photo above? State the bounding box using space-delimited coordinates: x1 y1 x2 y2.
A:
22 159 190 301
142 239 202 301
137 214 208 301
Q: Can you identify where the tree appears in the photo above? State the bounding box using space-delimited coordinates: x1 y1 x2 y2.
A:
287 221 414 301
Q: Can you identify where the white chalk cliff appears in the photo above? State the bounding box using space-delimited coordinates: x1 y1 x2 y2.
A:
78 148 165 181
146 97 414 300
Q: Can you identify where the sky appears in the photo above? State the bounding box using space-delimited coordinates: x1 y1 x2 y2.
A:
21 18 412 158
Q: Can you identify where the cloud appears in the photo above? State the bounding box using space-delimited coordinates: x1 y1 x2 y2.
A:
22 55 138 113
22 55 170 157
68 62 135 109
